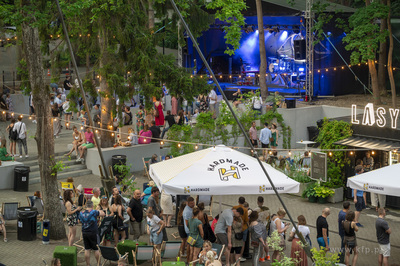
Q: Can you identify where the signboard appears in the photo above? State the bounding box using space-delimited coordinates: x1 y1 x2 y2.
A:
311 152 327 182
351 103 399 129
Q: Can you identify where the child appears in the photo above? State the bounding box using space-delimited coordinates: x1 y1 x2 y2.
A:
121 128 137 146
199 240 217 265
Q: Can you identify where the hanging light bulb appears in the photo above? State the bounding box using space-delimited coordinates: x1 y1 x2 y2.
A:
95 130 98 133
111 133 115 137
288 151 292 156
371 151 375 155
54 118 57 121
80 126 84 130
160 141 164 145
11 113 14 116
350 151 354 155
178 143 181 148
329 152 333 156
29 116 32 120
195 144 198 150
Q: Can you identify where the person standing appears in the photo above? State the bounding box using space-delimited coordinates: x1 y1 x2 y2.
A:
127 189 144 241
183 197 195 263
64 190 81 246
188 206 204 262
338 201 350 263
353 165 365 227
316 208 331 251
233 197 249 261
91 187 101 209
52 103 61 138
111 195 126 244
289 215 310 266
259 122 272 160
161 110 176 139
13 116 28 158
78 200 105 266
160 190 173 228
154 97 165 127
270 123 279 150
64 76 73 95
376 208 391 266
343 211 359 266
253 196 270 261
171 96 178 116
28 92 36 123
270 209 290 262
136 105 145 133
92 104 101 128
249 121 258 148
148 187 167 242
208 88 218 118
215 207 244 266
249 211 268 266
251 90 263 116
6 118 17 157
146 209 165 251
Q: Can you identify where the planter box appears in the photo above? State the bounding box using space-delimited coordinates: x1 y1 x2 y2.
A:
291 182 313 197
327 187 344 203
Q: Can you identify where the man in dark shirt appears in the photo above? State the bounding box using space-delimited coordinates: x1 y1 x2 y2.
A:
78 200 105 266
127 189 143 241
376 208 391 265
63 76 73 91
149 120 161 142
316 208 330 251
161 110 176 139
109 186 120 206
338 202 350 263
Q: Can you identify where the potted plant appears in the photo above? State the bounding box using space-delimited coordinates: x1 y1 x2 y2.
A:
314 184 335 204
302 182 318 203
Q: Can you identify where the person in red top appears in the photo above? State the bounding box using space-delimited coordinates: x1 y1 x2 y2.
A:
77 127 95 164
154 98 165 126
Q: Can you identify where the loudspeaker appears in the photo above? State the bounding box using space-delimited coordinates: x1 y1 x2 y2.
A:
294 39 306 60
285 98 296 109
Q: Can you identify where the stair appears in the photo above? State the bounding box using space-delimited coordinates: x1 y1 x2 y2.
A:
15 152 93 185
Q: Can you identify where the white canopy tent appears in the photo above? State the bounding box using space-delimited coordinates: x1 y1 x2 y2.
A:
149 145 299 195
347 164 400 197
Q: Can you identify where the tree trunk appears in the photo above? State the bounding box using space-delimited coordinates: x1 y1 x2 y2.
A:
368 59 381 105
21 21 66 240
255 0 268 100
387 0 396 108
378 0 387 96
98 26 114 148
148 0 155 31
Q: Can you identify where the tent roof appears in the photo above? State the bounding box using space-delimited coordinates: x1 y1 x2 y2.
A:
347 164 400 197
334 136 400 151
149 145 299 195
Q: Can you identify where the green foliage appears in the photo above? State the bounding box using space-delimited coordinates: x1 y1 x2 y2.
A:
167 124 195 157
267 231 299 266
302 182 318 198
206 0 247 55
16 59 31 94
51 159 70 176
113 164 138 197
316 118 352 188
342 2 389 64
311 247 340 266
314 184 335 198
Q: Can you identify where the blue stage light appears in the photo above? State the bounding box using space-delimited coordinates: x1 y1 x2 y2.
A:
299 67 305 72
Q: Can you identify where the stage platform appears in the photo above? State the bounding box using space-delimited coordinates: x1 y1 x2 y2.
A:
215 82 305 99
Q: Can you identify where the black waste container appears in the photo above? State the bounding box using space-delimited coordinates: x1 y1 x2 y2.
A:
14 166 30 192
112 155 127 181
307 126 319 142
285 98 296 108
17 207 37 241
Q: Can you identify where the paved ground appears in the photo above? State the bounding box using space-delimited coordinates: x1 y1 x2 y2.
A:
1 115 400 265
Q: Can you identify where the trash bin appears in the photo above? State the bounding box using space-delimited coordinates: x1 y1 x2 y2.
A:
17 207 37 241
112 155 127 181
14 166 30 192
42 220 50 244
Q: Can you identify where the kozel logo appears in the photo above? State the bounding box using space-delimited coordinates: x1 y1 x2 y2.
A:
207 158 249 182
351 103 399 128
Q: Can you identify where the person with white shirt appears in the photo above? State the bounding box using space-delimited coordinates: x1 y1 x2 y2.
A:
251 91 263 116
208 88 217 118
259 122 272 160
289 215 311 266
13 116 28 158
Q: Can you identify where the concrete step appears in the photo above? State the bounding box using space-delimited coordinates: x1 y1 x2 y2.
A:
14 151 69 163
29 159 80 172
30 164 87 178
21 155 78 167
29 168 93 185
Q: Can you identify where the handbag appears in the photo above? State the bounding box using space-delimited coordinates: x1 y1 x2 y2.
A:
187 235 197 246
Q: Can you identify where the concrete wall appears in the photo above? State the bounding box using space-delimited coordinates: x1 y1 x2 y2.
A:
86 143 161 176
10 94 30 116
0 161 24 190
277 105 361 149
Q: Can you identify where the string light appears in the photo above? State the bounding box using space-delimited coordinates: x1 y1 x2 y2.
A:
220 75 222 79
178 143 181 148
160 141 164 145
111 133 114 136
350 151 354 155
371 151 375 155
29 116 32 120
288 151 292 156
195 144 198 150
329 152 333 156
80 126 84 130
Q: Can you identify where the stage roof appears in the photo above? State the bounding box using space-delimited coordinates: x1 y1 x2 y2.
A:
261 0 356 13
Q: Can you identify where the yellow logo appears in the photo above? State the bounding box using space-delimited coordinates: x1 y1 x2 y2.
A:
184 186 190 193
218 166 241 181
363 183 368 190
259 185 266 193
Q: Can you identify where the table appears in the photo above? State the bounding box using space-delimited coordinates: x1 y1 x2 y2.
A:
296 140 316 151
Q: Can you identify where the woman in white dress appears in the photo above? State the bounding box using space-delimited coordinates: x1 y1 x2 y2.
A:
160 189 173 227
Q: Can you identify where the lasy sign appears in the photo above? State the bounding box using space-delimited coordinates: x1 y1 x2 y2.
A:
351 103 399 129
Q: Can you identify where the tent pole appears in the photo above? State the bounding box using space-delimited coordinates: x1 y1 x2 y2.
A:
169 0 313 260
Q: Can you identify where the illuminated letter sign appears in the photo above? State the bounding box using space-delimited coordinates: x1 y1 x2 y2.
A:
362 103 375 126
351 105 359 124
389 108 399 129
376 107 386 128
